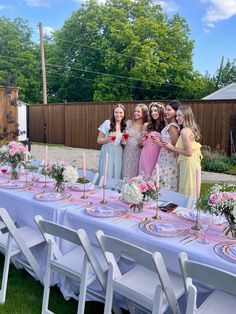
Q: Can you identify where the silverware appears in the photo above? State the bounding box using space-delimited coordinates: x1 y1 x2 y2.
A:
74 201 93 210
180 234 198 244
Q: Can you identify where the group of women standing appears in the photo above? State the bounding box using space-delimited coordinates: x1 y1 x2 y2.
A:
97 101 202 199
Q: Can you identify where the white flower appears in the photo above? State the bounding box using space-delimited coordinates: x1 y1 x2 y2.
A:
63 166 78 183
121 183 143 204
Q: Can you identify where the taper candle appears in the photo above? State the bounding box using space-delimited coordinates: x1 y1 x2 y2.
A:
103 153 109 186
155 164 160 190
82 152 86 178
195 168 201 200
45 145 48 167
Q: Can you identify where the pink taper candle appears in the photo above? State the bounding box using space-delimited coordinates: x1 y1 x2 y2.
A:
103 153 109 186
45 145 48 167
155 164 160 190
195 168 201 200
82 152 86 178
25 146 29 163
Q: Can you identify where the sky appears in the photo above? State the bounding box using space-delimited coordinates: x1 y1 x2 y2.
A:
0 0 236 75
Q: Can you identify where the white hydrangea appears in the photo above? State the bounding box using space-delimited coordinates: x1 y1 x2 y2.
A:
63 166 78 183
121 183 143 204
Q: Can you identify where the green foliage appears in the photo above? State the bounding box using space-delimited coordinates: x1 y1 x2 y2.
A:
201 146 234 173
49 0 204 101
0 17 41 102
214 58 236 89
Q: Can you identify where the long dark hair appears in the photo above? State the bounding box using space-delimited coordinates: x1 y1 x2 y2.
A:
109 103 126 133
147 102 166 132
167 100 181 112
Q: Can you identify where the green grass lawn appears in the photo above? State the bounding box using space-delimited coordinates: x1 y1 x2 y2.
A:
0 183 213 313
0 255 105 314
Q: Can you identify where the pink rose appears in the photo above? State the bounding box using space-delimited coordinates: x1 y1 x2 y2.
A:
139 183 148 193
9 148 17 156
209 193 222 205
147 181 155 190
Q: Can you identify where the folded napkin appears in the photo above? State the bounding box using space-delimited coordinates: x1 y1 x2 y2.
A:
94 206 113 214
153 222 176 233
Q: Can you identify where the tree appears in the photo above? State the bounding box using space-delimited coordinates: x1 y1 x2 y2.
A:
50 0 201 101
0 17 41 102
214 58 236 89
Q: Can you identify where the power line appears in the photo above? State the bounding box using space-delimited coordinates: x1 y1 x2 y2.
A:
0 53 183 89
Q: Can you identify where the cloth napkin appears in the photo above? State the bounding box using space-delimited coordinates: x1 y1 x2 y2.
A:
94 206 113 214
153 222 176 233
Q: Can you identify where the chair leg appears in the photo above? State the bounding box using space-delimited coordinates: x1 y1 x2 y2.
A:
77 265 89 314
0 251 11 304
104 266 114 314
41 265 53 314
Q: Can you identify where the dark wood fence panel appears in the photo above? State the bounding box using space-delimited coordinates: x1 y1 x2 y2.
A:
0 87 18 142
29 100 236 154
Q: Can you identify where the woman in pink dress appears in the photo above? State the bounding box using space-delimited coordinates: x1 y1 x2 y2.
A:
139 102 166 176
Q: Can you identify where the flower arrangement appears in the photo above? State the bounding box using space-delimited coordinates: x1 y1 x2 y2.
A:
46 161 78 191
0 141 29 179
196 184 236 236
121 175 157 210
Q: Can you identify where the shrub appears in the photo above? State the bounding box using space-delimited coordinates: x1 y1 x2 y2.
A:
201 145 233 173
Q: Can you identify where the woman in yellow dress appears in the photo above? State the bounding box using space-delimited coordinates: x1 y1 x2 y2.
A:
162 105 201 198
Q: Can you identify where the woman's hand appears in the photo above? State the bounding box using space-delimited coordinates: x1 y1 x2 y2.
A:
161 140 174 151
150 135 161 145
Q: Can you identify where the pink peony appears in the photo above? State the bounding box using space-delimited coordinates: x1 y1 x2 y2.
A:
139 183 148 193
209 193 222 205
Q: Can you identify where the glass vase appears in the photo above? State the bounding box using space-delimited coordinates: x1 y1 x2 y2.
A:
224 223 236 238
54 180 65 192
130 202 143 212
11 165 19 180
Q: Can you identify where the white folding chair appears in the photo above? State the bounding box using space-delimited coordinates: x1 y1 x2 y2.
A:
0 207 45 304
34 215 121 314
179 252 236 314
159 188 194 209
96 230 184 314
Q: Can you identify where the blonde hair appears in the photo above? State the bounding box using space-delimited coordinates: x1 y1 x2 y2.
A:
178 105 201 141
134 103 149 123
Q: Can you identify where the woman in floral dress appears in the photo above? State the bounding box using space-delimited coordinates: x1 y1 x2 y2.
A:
122 104 149 179
97 104 126 180
152 100 180 191
139 102 166 176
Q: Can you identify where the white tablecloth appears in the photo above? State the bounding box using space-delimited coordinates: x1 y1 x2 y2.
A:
0 177 235 299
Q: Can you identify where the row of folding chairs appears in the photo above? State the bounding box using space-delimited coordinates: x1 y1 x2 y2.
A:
1 207 236 313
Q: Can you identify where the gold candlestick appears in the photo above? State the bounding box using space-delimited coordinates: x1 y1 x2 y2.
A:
81 177 88 199
100 185 107 204
152 190 161 220
191 206 200 230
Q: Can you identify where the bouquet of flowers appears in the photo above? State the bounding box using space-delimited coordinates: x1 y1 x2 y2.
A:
46 161 78 191
0 141 29 179
121 175 157 210
196 184 236 235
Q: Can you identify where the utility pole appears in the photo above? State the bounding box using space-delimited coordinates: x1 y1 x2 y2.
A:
38 22 47 104
215 56 224 90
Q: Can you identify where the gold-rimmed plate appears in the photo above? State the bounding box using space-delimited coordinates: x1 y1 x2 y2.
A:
0 181 33 189
33 191 71 202
214 242 236 263
85 205 127 218
139 219 188 237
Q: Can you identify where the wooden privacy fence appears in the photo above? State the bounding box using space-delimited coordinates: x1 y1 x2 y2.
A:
28 100 236 154
0 87 19 142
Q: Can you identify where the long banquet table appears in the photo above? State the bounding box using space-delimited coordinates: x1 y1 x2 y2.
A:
0 174 235 299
